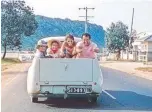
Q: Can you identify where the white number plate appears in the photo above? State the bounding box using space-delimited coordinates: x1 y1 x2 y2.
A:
68 87 91 93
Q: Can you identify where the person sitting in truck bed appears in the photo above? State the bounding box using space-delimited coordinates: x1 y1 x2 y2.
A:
60 34 77 58
76 33 99 58
46 39 62 58
35 40 47 58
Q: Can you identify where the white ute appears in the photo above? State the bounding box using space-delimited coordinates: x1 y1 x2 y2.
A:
27 36 103 103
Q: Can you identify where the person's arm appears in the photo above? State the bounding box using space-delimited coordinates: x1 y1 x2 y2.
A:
76 42 83 53
93 43 99 53
72 47 77 56
60 42 66 56
59 50 65 58
60 42 66 52
46 48 50 55
66 47 73 52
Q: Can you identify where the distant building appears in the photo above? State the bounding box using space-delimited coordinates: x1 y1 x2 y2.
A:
132 32 152 62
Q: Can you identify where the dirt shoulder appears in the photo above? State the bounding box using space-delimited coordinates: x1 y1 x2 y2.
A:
1 62 31 88
100 61 152 81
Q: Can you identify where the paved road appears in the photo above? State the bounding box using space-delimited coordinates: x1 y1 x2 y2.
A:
1 64 152 112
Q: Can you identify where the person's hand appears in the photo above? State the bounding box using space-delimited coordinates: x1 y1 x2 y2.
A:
77 49 83 53
45 55 53 58
93 48 99 53
76 46 83 53
65 47 69 51
60 53 65 58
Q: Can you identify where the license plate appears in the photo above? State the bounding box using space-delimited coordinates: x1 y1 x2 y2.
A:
68 87 91 93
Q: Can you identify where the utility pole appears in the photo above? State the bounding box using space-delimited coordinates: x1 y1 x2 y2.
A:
129 8 134 48
127 8 134 60
79 7 95 33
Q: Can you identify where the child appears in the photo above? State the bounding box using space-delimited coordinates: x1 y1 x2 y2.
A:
61 34 77 58
46 39 61 58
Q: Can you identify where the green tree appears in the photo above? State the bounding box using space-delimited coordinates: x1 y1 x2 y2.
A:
105 21 129 59
1 0 38 59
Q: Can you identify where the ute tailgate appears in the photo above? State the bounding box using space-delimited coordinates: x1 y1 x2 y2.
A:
39 59 93 82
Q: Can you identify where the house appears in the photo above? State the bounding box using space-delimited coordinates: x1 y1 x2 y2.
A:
132 32 152 62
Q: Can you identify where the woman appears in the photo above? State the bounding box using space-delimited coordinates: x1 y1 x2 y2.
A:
60 34 77 58
35 40 47 58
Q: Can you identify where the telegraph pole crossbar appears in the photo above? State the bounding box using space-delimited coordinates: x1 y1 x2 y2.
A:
79 7 95 33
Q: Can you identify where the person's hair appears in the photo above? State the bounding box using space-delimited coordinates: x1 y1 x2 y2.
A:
82 33 91 39
65 34 74 41
64 34 76 46
36 45 47 49
36 45 41 49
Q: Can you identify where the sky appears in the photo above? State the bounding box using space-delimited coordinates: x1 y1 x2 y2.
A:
25 0 152 33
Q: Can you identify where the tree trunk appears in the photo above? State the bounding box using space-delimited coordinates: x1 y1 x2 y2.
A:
127 50 129 60
2 44 7 59
118 49 121 60
116 49 121 60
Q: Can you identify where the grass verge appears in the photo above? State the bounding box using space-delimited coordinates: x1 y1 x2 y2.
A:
1 58 21 71
135 67 152 72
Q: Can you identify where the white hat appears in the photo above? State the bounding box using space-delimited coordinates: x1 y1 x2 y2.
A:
37 40 47 46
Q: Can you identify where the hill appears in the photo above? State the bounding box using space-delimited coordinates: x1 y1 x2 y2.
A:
22 15 105 50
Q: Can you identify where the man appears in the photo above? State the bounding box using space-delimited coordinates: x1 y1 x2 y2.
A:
35 40 47 58
76 33 99 58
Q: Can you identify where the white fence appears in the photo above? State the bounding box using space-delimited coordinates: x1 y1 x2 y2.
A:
1 52 35 62
121 52 134 60
103 52 135 61
18 54 35 62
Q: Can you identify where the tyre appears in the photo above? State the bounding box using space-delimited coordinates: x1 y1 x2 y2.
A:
88 96 97 103
31 97 38 103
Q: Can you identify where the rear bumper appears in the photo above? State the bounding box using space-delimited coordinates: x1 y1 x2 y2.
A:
29 93 100 98
28 85 102 98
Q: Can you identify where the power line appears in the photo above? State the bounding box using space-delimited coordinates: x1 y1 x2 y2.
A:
78 7 95 33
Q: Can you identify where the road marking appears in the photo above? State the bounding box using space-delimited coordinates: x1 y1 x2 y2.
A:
2 64 29 88
4 74 20 86
103 89 116 99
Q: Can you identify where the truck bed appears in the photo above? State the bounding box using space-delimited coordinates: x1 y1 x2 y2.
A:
39 58 93 82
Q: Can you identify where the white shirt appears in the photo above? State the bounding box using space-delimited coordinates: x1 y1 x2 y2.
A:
76 41 98 58
35 49 45 58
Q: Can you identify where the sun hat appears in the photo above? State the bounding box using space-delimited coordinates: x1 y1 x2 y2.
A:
47 39 61 48
37 40 47 46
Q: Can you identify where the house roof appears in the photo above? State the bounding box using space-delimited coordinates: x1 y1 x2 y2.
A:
136 32 152 38
136 34 152 42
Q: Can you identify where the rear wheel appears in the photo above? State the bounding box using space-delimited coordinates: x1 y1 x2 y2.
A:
88 96 98 103
31 97 38 103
